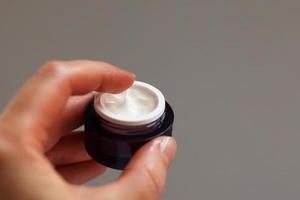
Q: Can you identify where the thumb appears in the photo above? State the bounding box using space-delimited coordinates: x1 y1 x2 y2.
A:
114 136 177 200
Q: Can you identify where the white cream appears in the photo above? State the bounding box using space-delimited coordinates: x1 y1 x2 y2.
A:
94 81 165 126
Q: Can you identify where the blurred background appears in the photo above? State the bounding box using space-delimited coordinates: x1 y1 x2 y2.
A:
1 1 300 199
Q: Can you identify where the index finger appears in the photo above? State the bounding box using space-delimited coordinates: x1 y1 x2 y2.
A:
2 60 135 150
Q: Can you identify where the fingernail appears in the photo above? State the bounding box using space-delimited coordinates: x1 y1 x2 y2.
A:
158 136 177 161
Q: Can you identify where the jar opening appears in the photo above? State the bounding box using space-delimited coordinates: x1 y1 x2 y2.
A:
94 81 166 126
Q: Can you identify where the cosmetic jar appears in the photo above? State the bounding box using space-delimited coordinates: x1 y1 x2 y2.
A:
84 81 174 170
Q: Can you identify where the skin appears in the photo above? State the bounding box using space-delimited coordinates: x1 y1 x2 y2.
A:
0 60 177 200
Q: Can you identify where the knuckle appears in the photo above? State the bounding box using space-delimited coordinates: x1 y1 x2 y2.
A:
39 60 65 76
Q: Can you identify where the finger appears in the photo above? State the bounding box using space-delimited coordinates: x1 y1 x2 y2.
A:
45 94 94 150
116 136 176 200
81 136 177 200
51 93 93 134
46 131 90 166
2 60 135 151
57 93 94 133
57 160 106 184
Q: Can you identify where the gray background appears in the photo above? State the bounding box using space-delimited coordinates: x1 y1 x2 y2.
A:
1 0 300 199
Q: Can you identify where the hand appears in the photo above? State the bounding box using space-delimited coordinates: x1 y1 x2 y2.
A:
0 60 177 200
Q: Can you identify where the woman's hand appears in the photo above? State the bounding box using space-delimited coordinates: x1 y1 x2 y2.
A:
0 60 177 200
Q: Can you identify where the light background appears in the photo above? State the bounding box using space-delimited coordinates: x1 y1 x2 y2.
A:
1 1 300 199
